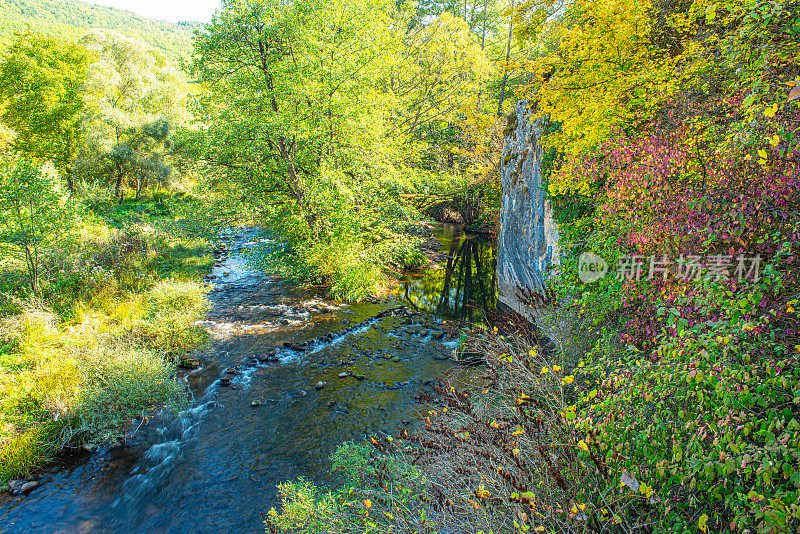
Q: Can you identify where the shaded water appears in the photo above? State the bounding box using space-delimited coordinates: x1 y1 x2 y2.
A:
398 223 497 322
0 226 496 533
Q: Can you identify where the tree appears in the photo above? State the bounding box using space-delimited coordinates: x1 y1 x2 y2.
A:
387 12 492 140
0 32 89 194
0 155 76 294
193 0 401 234
80 30 187 202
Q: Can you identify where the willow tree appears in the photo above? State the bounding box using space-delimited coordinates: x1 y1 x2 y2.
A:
193 0 402 237
81 30 187 202
0 32 89 194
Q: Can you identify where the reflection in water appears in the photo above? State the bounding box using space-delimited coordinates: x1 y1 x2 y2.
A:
0 225 482 534
399 224 496 322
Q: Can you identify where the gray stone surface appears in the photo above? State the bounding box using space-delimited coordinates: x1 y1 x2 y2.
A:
496 100 560 312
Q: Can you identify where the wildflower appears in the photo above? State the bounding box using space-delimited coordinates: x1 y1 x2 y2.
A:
562 375 574 385
540 367 549 374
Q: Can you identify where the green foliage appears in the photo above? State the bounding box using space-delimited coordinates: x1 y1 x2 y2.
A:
0 0 197 63
79 29 188 201
266 439 426 533
0 193 211 482
135 279 209 357
0 156 77 294
330 441 375 486
193 0 493 300
0 417 76 483
572 251 800 532
76 345 186 444
267 478 341 534
0 31 88 190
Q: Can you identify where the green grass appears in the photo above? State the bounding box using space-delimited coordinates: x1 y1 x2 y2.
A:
0 193 213 483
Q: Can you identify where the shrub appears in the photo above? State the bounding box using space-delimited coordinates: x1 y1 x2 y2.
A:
76 345 186 444
267 478 341 534
135 279 209 357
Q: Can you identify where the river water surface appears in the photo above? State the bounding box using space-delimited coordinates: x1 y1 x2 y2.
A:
0 225 495 533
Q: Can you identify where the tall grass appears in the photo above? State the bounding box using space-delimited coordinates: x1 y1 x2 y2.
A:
0 204 212 482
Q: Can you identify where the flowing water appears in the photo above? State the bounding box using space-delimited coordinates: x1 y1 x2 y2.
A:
0 225 495 534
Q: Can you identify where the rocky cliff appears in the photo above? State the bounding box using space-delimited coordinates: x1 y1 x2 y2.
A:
496 100 560 317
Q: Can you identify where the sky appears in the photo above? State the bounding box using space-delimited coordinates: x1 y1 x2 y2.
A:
83 0 221 23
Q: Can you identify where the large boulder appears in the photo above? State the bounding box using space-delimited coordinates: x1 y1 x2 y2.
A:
496 100 560 312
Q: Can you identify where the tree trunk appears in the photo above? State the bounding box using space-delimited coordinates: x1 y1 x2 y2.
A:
115 162 124 204
475 0 488 113
481 0 487 49
277 136 316 231
65 172 75 196
497 1 515 117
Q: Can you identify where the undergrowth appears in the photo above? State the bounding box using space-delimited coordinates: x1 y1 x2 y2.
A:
0 193 212 483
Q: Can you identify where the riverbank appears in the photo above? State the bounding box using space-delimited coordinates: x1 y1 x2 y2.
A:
0 224 472 533
0 194 213 488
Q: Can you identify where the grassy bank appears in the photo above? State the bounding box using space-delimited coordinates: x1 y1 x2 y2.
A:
0 193 213 484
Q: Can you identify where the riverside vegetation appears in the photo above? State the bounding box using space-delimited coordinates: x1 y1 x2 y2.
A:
0 0 798 533
0 0 506 491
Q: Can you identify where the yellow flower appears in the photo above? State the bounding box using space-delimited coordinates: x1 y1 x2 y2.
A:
562 375 574 385
528 349 537 357
490 420 500 429
553 365 562 372
540 367 549 374
578 440 589 452
512 426 525 436
764 103 778 118
513 448 520 455
770 134 780 146
698 513 709 533
363 499 372 508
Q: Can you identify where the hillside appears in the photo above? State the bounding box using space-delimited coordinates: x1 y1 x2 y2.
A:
0 0 200 63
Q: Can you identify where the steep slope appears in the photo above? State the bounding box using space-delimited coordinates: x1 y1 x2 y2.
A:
0 0 200 62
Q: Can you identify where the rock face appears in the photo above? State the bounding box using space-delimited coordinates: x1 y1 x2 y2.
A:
497 100 560 314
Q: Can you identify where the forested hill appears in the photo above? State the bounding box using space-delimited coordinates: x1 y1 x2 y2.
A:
0 0 199 62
